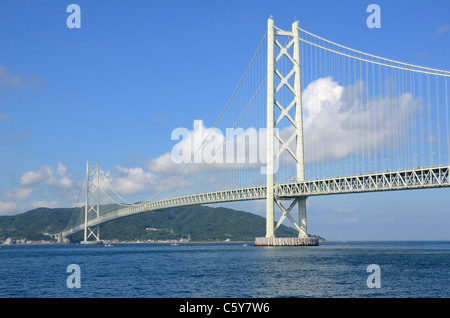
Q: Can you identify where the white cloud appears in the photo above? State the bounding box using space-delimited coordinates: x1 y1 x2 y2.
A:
148 120 270 174
302 77 419 164
6 187 32 201
139 120 274 195
6 161 176 210
102 166 163 197
146 152 184 175
57 162 67 176
149 76 421 185
144 76 421 192
20 167 48 186
3 163 80 212
20 163 74 189
0 201 18 215
0 65 44 92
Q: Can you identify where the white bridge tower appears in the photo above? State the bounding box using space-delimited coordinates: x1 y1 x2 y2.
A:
256 18 317 246
82 161 102 244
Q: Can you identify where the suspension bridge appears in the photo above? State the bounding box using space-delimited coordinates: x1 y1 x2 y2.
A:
61 18 450 245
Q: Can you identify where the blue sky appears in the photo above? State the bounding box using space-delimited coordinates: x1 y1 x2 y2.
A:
0 0 449 240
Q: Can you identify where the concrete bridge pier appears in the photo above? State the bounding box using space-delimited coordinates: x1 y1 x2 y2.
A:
255 237 318 246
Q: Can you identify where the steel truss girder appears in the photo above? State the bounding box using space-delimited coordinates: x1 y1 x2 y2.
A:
62 165 450 238
276 166 450 198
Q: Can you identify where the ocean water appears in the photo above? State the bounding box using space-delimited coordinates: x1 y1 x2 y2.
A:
0 241 449 298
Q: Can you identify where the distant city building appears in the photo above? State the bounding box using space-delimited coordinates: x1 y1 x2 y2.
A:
4 237 13 245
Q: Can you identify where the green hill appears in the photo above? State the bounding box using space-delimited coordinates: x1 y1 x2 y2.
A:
0 205 323 242
0 207 74 241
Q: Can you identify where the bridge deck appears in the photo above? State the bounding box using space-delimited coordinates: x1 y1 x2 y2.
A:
62 165 450 237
